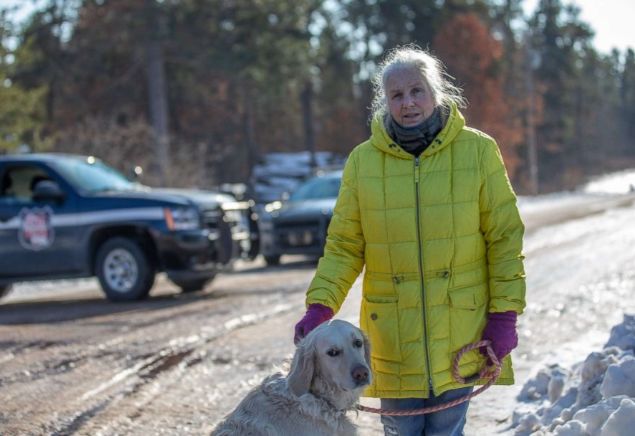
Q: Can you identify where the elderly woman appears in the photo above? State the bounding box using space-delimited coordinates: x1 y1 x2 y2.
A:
294 46 526 435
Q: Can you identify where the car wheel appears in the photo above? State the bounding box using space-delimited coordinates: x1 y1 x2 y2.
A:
264 254 281 266
173 275 215 293
95 237 155 302
0 284 12 299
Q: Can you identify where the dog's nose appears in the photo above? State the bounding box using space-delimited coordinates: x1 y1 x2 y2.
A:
352 365 369 385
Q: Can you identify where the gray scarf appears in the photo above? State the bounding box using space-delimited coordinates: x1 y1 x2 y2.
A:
385 106 445 156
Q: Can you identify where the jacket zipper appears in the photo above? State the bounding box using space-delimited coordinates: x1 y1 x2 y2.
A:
414 156 434 395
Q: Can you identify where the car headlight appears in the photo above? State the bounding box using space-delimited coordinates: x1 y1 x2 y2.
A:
164 207 200 230
264 201 282 213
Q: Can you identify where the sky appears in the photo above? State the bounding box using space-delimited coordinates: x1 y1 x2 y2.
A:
523 0 635 54
1 0 634 55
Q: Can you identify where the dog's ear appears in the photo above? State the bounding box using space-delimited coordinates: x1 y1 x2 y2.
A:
288 338 315 397
361 329 371 366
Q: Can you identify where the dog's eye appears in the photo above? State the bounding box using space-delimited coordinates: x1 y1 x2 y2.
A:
326 349 340 357
353 339 363 348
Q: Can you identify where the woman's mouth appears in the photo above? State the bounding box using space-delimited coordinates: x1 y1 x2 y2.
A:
402 113 422 124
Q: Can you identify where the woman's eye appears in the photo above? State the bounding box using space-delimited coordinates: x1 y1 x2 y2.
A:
391 93 402 100
353 339 363 348
327 349 340 357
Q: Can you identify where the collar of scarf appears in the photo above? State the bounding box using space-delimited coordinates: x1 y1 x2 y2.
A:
385 106 445 156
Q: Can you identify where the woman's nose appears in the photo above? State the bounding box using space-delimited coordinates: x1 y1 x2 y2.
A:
402 94 415 107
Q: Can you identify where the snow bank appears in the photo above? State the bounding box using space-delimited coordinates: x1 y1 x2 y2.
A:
517 167 635 217
583 169 635 195
512 314 635 435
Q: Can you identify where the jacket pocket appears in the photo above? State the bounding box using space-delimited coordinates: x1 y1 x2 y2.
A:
364 271 419 297
449 284 487 308
448 285 488 351
450 261 487 289
363 271 396 297
360 295 401 363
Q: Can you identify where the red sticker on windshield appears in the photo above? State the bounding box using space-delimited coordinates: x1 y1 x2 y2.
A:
18 207 55 250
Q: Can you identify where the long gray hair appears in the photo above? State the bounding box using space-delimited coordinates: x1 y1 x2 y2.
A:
370 45 466 120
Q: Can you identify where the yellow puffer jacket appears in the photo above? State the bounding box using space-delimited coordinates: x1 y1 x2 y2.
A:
306 104 526 398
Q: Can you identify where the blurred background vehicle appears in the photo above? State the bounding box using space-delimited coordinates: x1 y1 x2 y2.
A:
250 152 346 204
259 170 342 265
0 153 259 301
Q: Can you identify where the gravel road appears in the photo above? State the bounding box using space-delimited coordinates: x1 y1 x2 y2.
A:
1 193 634 435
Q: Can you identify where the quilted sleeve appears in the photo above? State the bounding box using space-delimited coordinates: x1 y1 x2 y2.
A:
305 149 365 313
479 138 526 314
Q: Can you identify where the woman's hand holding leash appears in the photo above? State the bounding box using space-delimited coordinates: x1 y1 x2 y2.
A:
480 311 518 363
358 340 502 416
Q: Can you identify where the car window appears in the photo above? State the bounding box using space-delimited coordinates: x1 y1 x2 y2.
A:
289 176 341 201
0 165 51 205
51 158 135 193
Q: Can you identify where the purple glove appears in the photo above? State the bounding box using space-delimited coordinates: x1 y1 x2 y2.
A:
294 303 334 345
480 311 518 362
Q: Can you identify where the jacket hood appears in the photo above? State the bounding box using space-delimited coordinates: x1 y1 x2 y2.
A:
370 103 466 159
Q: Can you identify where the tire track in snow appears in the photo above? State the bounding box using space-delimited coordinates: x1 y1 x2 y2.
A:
50 302 298 434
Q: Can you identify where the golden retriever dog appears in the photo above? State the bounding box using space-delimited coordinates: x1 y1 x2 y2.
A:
211 319 371 436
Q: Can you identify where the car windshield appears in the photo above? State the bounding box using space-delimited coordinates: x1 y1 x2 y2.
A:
52 157 137 193
290 175 341 201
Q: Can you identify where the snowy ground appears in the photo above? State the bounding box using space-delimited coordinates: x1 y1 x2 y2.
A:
1 170 635 435
496 171 635 435
463 172 635 435
511 315 635 435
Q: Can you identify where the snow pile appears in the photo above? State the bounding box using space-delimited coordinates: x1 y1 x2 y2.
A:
517 192 597 215
512 314 635 435
583 169 635 195
517 167 635 218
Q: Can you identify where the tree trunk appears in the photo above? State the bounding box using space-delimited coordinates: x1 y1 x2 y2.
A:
301 80 316 169
243 85 257 180
524 38 539 195
144 0 170 186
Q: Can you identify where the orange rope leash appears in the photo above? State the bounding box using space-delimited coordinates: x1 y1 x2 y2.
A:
356 340 501 416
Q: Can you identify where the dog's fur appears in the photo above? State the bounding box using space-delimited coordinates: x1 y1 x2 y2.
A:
211 319 371 436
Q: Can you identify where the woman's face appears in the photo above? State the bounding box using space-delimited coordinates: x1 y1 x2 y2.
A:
385 67 436 127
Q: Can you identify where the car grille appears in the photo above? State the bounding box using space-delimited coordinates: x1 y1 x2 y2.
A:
274 218 328 249
202 209 222 232
201 204 253 262
201 207 250 239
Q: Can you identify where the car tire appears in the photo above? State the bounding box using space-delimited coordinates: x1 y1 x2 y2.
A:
95 237 155 302
173 275 215 293
264 254 281 266
0 284 12 299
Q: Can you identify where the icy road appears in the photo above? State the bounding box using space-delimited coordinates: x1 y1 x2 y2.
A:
1 189 635 435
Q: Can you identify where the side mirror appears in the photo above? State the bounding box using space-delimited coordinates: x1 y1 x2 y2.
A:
32 180 65 203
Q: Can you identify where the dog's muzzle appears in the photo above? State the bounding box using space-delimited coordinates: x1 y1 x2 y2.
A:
352 365 370 386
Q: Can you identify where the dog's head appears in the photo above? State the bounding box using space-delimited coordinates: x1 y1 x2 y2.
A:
288 319 371 408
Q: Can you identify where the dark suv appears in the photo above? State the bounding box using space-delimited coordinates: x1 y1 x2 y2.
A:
0 153 258 301
259 170 341 265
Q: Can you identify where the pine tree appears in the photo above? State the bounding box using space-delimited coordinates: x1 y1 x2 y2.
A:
0 9 47 152
434 12 522 179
